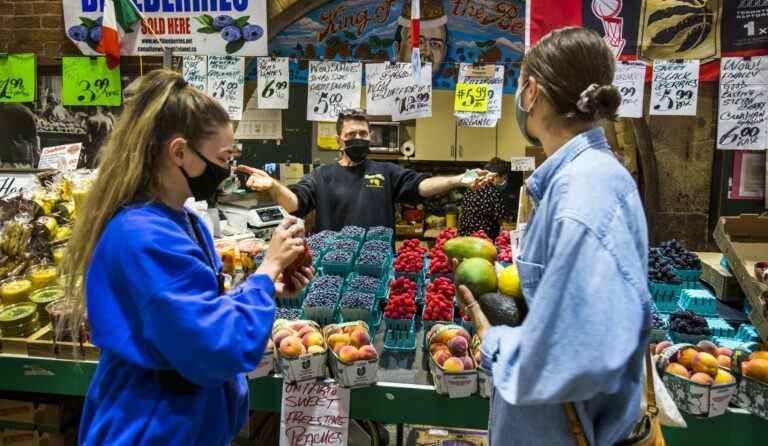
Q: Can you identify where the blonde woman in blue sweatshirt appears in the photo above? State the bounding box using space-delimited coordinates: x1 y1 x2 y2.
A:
459 28 651 446
59 70 313 445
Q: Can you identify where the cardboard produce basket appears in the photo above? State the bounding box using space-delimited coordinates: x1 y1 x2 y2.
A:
714 214 768 342
426 324 478 398
730 350 768 421
323 321 379 388
272 320 327 384
696 252 745 303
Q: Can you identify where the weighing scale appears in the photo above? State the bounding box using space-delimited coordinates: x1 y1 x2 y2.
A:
217 192 290 239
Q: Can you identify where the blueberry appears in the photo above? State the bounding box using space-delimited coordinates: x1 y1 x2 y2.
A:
89 26 102 43
341 291 374 310
275 307 302 320
68 25 89 42
333 239 359 252
340 226 365 238
362 240 391 253
221 25 242 42
323 250 354 264
357 250 388 266
348 275 381 294
242 24 263 41
213 15 235 30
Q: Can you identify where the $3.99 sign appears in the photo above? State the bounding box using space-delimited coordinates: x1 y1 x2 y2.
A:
62 57 122 107
455 83 489 112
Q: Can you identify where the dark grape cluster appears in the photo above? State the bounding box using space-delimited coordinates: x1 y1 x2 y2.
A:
347 275 382 294
648 248 681 284
366 226 393 240
323 250 354 264
275 307 302 320
341 291 375 310
659 239 701 270
650 305 667 329
340 225 366 239
669 310 711 335
333 239 360 252
357 250 388 266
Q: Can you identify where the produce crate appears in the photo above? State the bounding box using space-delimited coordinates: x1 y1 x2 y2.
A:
673 267 703 289
737 324 760 343
383 316 417 352
301 306 341 327
649 281 683 313
336 226 366 242
353 253 392 278
731 353 768 421
706 318 736 338
321 250 356 276
323 321 379 388
364 227 393 244
345 272 389 302
697 252 745 303
276 289 305 309
339 290 376 323
678 289 718 317
478 367 493 399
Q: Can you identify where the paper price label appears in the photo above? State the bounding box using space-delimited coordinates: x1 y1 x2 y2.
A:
257 57 290 109
650 60 699 116
0 53 36 103
62 57 122 106
510 157 535 172
455 83 489 112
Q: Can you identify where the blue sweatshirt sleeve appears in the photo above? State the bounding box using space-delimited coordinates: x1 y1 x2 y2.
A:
481 218 647 405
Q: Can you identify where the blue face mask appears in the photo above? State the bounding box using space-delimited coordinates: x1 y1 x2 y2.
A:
515 82 542 147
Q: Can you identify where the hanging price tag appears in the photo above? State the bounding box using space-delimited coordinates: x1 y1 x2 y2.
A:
62 57 121 106
454 83 489 112
0 53 36 103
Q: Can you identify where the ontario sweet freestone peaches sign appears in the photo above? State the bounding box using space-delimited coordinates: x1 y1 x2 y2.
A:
63 1 268 57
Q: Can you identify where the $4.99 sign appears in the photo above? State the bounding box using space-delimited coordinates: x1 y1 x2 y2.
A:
0 54 36 103
62 57 122 106
455 83 490 113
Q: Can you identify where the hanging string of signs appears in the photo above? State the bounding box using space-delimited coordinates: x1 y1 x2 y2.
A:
717 56 768 151
182 55 246 120
392 63 432 121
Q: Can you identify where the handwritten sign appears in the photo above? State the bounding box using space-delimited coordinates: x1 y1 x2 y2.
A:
510 156 536 172
62 57 121 107
649 60 699 116
0 54 35 103
455 83 490 113
392 64 432 121
307 61 362 122
207 56 245 121
456 64 504 127
365 62 410 116
257 57 290 109
0 173 37 198
613 61 647 118
38 143 82 171
717 56 768 150
182 55 208 93
235 91 282 140
280 381 350 446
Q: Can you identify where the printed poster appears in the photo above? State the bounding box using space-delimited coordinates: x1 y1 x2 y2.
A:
650 60 700 116
38 143 82 171
182 55 208 93
455 64 504 127
718 56 768 151
722 1 768 54
307 61 362 122
613 61 647 119
257 57 290 109
207 56 245 121
63 1 268 57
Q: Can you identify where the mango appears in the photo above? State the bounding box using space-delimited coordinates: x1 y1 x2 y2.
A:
692 352 719 377
455 258 498 297
498 265 522 298
690 372 714 385
666 363 689 379
442 357 465 373
744 359 768 383
443 237 497 263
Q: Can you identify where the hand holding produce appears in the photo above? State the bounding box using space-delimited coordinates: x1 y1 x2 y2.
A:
257 217 306 281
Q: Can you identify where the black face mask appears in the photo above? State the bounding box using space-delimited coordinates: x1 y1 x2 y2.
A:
180 148 231 202
344 139 370 164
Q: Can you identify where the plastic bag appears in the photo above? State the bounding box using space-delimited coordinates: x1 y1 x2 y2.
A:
649 354 687 428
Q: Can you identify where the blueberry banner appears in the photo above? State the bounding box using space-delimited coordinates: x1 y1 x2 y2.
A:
63 1 268 57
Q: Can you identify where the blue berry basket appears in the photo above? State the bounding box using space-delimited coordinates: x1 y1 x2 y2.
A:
705 317 736 338
669 330 711 345
364 226 394 244
301 301 341 327
276 288 306 309
737 324 760 343
339 290 376 323
354 252 392 278
337 226 366 242
383 316 417 352
672 267 703 289
678 289 718 317
649 280 683 313
346 272 389 302
331 239 361 258
321 250 356 276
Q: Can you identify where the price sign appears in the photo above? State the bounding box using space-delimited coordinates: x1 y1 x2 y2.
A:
454 83 489 113
366 62 410 116
280 381 350 446
207 56 245 121
257 57 290 109
613 61 647 118
455 64 504 127
510 156 535 172
0 54 36 103
182 55 208 93
62 57 121 106
649 60 699 116
717 56 768 151
392 63 432 121
307 61 362 122
38 143 82 171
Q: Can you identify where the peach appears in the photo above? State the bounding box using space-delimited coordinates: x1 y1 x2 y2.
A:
448 336 468 357
298 326 316 338
343 325 360 335
273 329 293 348
744 359 768 383
327 333 351 350
338 345 359 364
677 348 698 370
435 329 460 345
692 352 719 377
302 332 324 348
433 350 452 366
716 347 733 358
717 355 732 369
324 326 342 336
713 369 735 386
690 372 714 386
307 345 325 354
429 343 449 356
357 345 378 360
443 357 465 373
333 343 346 356
456 328 471 342
350 329 371 348
749 351 768 362
666 363 690 379
290 322 307 332
655 341 673 355
459 356 475 371
279 336 304 358
697 340 718 356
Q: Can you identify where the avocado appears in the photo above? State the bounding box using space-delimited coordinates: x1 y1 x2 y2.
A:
478 292 523 326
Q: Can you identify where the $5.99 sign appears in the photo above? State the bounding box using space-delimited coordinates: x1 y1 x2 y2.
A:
0 54 36 103
455 83 490 112
62 57 122 107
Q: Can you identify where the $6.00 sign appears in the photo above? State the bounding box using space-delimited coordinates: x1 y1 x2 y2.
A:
62 57 122 107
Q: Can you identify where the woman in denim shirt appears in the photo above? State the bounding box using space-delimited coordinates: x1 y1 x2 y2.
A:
459 27 651 445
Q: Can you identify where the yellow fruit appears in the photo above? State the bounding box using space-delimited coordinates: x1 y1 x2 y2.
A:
713 369 735 386
498 265 522 298
745 359 768 383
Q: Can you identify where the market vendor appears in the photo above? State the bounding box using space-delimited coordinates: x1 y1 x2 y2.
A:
59 70 312 445
244 108 480 231
458 28 651 446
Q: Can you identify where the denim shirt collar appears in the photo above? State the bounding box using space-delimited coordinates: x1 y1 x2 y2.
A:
526 127 610 203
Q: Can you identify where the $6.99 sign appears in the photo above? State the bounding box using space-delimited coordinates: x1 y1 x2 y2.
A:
62 57 122 106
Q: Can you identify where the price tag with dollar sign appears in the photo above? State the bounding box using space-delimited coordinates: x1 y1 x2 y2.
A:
454 83 490 113
62 57 122 106
257 57 289 109
0 54 36 103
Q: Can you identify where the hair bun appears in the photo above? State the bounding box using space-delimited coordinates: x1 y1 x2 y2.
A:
588 84 621 120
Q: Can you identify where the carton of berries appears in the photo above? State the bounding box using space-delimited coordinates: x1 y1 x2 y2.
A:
426 324 478 398
731 349 768 420
656 342 737 417
272 319 327 383
247 337 276 380
324 321 379 388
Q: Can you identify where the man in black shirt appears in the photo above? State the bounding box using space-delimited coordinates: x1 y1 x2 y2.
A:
246 109 474 231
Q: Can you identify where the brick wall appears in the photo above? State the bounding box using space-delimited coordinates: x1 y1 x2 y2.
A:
0 1 79 66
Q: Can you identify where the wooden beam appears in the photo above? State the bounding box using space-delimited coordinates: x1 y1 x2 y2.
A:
269 0 334 41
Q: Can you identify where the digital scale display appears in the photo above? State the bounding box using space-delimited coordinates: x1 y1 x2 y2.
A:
256 207 284 223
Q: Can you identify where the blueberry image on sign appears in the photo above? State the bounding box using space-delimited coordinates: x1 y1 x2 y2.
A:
68 25 88 42
243 24 263 42
221 26 242 42
194 14 256 54
89 26 102 43
213 15 234 30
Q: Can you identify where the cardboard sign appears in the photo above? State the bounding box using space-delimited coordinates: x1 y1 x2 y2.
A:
307 61 362 122
207 56 245 120
280 381 350 446
456 64 504 127
454 83 490 113
37 143 82 171
614 61 647 119
62 57 121 106
365 62 411 117
650 60 700 116
0 54 36 103
182 55 208 93
391 64 432 121
0 173 37 197
717 56 768 151
510 157 535 172
257 57 290 109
